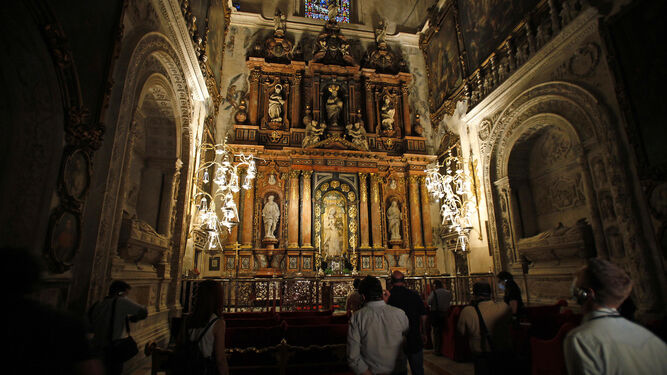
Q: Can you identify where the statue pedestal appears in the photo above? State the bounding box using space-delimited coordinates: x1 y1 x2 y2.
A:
388 239 402 250
262 237 279 249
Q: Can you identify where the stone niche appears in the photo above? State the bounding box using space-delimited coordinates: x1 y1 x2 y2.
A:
498 124 595 273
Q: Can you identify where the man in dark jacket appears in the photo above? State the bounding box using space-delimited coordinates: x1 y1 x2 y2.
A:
387 271 427 375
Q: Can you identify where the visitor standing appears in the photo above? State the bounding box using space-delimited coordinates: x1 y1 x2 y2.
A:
564 258 667 374
387 271 428 375
497 271 524 317
427 280 452 356
346 278 363 313
347 276 409 375
88 280 148 375
174 280 229 375
457 282 513 375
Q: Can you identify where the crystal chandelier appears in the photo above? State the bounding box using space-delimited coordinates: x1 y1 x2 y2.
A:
193 139 255 250
425 152 476 252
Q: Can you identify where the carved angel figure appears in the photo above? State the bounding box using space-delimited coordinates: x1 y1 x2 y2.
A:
302 120 326 147
326 85 343 127
268 84 284 122
380 95 395 131
346 119 368 151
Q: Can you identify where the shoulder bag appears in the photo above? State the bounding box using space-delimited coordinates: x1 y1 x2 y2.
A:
108 297 139 362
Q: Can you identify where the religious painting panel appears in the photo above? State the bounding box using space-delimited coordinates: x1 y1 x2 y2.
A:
209 256 221 271
48 208 81 270
457 0 538 71
423 5 463 113
63 149 90 201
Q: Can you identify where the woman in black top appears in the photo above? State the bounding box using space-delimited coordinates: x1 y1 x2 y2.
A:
497 271 524 315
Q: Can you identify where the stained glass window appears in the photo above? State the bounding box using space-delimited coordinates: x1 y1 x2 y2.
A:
305 0 350 23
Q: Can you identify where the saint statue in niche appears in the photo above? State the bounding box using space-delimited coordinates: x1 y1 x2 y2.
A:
262 195 280 238
387 200 401 240
326 84 343 127
323 206 343 257
268 84 285 122
381 95 395 131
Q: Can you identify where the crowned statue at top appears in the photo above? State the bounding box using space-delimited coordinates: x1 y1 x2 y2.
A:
273 8 286 37
327 0 338 22
326 84 343 127
375 19 387 46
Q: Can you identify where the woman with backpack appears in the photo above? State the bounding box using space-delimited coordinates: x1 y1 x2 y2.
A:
175 280 229 375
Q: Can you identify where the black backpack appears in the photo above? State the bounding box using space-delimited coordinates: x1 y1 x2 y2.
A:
171 317 220 375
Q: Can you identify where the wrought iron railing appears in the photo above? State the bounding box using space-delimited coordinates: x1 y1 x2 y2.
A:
181 274 498 313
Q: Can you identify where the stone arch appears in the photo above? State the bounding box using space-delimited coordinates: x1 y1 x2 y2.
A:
481 82 623 276
86 31 197 306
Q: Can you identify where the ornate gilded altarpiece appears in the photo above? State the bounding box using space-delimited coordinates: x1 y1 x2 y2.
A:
207 16 438 278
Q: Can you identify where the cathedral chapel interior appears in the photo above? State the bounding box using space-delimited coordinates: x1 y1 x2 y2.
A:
2 0 666 373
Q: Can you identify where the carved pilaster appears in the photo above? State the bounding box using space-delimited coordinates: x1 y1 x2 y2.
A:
358 173 370 248
419 177 434 247
288 169 300 248
292 72 302 128
249 69 261 125
300 170 313 247
409 175 424 248
370 173 382 248
401 85 411 136
227 189 241 245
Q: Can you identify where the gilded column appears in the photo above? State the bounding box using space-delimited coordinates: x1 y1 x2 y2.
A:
288 170 300 248
419 176 433 247
292 72 302 128
227 189 241 245
409 175 424 248
401 85 412 136
370 173 382 248
240 171 255 248
300 170 313 247
249 69 260 125
358 173 370 248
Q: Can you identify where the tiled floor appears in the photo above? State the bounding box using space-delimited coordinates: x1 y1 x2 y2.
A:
423 350 474 375
131 350 475 375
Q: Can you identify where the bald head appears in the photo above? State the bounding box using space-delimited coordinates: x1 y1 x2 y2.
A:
391 270 405 285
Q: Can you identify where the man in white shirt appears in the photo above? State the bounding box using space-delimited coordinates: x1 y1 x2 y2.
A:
347 276 409 375
565 258 667 375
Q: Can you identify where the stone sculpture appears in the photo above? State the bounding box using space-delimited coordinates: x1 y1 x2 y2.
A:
262 195 280 238
387 200 401 240
268 84 284 122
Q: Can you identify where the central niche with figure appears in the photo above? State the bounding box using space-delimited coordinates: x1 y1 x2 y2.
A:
322 192 347 257
313 176 359 273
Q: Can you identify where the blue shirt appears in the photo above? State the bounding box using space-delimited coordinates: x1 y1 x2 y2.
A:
564 308 667 375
